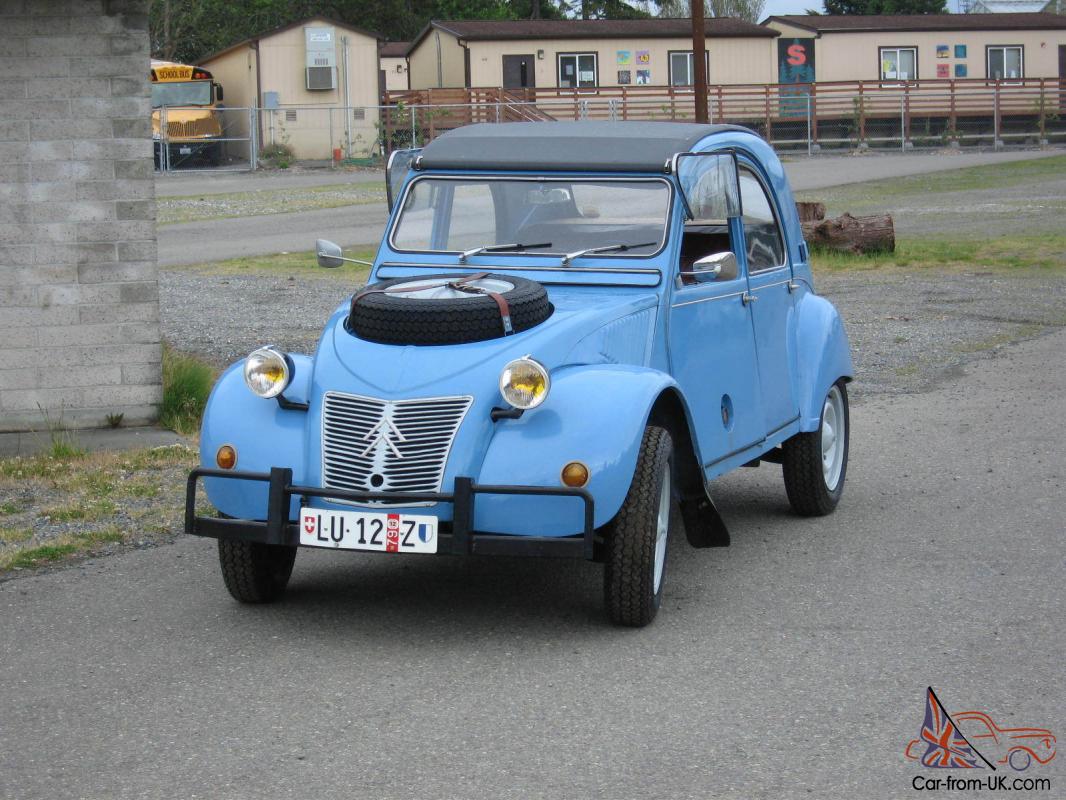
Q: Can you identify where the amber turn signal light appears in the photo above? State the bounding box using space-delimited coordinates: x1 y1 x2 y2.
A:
561 461 590 488
216 445 237 470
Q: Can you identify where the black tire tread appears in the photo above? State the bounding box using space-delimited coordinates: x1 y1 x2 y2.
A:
604 425 673 627
782 381 848 517
217 539 296 603
349 273 551 346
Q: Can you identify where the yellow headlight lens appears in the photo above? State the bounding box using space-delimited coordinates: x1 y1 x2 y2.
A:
499 357 550 410
243 346 290 399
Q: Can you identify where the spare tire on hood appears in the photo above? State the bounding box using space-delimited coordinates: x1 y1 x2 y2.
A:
348 273 552 346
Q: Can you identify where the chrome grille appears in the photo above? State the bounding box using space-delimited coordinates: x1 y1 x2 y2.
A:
321 392 473 506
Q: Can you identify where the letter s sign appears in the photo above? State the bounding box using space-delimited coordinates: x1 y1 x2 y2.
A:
787 44 807 66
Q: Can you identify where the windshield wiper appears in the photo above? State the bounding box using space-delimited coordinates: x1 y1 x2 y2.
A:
561 241 657 267
458 242 552 263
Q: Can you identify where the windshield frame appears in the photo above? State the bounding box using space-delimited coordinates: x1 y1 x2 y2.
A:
386 174 675 264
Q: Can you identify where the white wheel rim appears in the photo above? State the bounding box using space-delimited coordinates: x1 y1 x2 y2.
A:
387 277 514 300
653 469 670 594
821 385 845 492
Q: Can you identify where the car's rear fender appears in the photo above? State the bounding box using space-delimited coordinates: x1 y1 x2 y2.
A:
794 290 853 432
199 355 313 520
474 365 681 537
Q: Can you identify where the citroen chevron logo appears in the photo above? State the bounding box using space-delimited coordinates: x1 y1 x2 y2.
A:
360 415 406 458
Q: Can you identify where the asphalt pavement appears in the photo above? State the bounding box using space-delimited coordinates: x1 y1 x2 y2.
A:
156 148 1064 266
2 326 1062 799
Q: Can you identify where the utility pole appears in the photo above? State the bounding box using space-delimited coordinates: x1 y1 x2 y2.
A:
691 0 708 123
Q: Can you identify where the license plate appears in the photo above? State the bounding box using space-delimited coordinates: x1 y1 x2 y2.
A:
299 507 438 554
179 146 192 155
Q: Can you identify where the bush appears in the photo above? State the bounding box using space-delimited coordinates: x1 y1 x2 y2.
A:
160 344 216 435
260 143 294 169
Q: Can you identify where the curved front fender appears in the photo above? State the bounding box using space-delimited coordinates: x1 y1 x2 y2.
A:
475 365 678 537
199 355 313 520
795 291 853 432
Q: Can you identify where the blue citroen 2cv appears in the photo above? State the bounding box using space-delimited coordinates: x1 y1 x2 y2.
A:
186 121 853 627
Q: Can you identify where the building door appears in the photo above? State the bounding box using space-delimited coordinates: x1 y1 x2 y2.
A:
1060 46 1066 111
502 55 535 89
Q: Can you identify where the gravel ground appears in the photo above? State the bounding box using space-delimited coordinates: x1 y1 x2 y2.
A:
159 264 1066 404
157 184 384 226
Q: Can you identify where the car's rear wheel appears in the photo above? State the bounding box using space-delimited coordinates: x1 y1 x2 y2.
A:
782 380 849 516
217 539 296 603
604 425 677 627
1008 749 1032 771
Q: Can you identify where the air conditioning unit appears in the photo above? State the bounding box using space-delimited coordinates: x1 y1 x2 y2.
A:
305 26 336 91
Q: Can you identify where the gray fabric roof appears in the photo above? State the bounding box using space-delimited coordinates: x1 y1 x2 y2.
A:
417 121 752 173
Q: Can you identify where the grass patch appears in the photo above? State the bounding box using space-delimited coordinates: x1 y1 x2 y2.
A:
41 498 118 523
157 182 386 226
166 247 375 283
160 344 217 436
0 527 33 544
0 528 125 571
811 234 1066 274
1 500 22 515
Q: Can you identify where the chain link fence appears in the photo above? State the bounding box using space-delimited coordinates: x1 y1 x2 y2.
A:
155 106 258 173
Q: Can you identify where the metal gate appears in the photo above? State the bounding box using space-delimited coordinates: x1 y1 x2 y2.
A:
155 106 258 173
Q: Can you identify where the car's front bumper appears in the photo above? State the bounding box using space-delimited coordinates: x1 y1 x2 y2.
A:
185 467 597 559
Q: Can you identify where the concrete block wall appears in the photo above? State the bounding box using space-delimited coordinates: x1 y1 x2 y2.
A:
0 0 161 431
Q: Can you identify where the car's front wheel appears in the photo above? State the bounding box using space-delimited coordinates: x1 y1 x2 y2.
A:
782 380 849 516
218 539 296 603
604 425 677 627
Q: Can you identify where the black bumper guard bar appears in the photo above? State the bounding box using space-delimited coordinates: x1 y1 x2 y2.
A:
185 467 597 560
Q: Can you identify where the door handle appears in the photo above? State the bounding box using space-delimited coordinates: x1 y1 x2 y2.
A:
741 291 758 305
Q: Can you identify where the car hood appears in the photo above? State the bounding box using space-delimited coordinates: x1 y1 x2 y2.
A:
313 286 659 399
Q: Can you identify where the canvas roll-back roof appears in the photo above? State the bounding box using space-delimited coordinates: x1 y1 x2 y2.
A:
417 121 752 173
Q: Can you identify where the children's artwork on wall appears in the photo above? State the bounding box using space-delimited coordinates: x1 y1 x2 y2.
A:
636 69 651 85
936 45 949 59
954 63 967 78
618 69 631 85
617 50 631 66
937 63 949 78
636 50 650 65
954 44 967 59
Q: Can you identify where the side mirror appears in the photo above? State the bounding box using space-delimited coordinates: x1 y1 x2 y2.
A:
691 251 738 281
214 82 223 102
315 239 374 269
316 239 344 268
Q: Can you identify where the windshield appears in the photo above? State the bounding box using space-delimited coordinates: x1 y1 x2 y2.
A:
390 178 671 260
151 81 211 108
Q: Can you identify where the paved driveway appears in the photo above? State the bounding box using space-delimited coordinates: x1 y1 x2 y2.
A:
2 328 1062 799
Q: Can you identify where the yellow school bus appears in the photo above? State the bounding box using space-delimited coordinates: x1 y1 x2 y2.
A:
150 59 224 166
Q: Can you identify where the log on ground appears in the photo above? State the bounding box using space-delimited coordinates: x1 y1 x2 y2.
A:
801 213 895 255
795 201 826 222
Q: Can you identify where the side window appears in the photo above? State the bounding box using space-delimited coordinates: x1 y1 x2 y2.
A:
739 169 785 272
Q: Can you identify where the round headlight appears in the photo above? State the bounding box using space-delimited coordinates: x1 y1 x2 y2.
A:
243 347 290 399
499 356 550 410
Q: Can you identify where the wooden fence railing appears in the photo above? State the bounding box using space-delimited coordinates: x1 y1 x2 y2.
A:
382 78 1065 147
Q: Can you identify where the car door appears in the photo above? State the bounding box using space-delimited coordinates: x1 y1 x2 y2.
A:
737 164 800 437
669 214 765 472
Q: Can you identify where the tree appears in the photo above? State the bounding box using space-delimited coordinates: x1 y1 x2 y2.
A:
822 0 945 14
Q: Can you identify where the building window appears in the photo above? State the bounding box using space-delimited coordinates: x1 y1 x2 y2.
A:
986 45 1023 81
669 51 710 87
879 46 917 82
558 53 597 89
